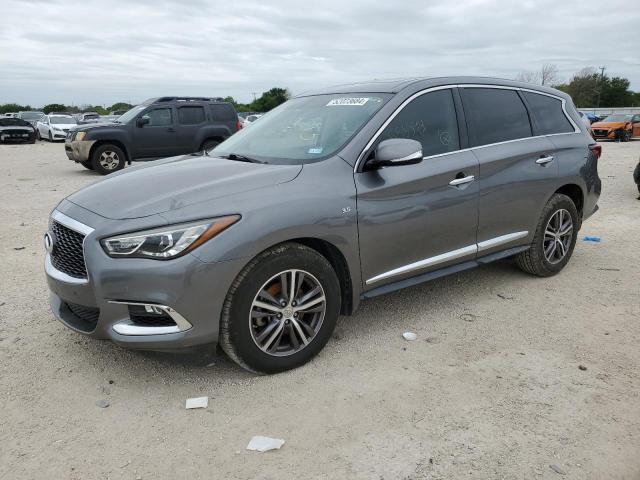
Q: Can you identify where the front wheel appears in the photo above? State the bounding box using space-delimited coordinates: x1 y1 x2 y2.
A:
623 130 632 142
219 243 341 374
200 139 219 152
36 129 41 141
91 144 126 175
516 193 579 277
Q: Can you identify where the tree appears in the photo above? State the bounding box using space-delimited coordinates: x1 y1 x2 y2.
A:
553 68 600 107
600 77 633 107
515 64 560 86
0 103 31 114
108 102 133 112
43 103 68 114
250 88 290 112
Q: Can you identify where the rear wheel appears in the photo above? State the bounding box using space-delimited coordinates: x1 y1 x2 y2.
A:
91 144 126 175
48 131 52 142
219 243 341 374
516 193 578 277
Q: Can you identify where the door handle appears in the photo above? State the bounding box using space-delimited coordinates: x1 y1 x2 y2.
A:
536 155 554 165
449 175 475 187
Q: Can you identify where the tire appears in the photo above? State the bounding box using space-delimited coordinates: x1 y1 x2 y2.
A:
633 163 640 194
80 160 94 170
36 129 41 141
200 139 219 152
48 131 52 142
623 130 631 142
219 243 341 374
516 193 579 277
91 144 126 175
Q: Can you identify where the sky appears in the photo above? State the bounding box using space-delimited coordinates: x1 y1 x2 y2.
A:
1 0 638 107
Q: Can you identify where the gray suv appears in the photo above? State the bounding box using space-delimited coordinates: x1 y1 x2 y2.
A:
45 77 601 373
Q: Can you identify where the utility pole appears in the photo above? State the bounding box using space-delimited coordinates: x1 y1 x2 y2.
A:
252 92 258 101
596 66 606 109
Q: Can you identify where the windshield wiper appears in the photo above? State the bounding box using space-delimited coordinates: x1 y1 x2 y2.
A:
219 153 266 164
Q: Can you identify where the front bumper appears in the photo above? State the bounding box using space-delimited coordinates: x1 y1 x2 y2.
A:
65 139 96 162
45 205 248 350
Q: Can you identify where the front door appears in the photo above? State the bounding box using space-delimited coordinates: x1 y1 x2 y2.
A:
355 88 479 289
132 107 178 159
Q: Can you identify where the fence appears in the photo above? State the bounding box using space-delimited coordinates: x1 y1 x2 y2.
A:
579 107 640 115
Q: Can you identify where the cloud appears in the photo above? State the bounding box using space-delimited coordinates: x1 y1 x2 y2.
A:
0 0 638 106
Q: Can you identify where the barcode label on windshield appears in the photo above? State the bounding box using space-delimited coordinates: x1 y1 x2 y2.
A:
326 97 369 106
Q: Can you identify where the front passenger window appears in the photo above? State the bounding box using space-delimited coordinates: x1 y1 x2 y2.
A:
146 108 173 126
376 89 460 157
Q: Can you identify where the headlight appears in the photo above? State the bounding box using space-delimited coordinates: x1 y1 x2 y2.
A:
101 215 240 259
75 131 86 141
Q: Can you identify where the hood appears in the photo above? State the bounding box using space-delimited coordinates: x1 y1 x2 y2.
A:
0 125 34 131
591 121 628 129
73 122 121 132
66 155 302 219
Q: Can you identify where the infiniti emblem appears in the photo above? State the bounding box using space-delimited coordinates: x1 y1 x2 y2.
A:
44 232 56 254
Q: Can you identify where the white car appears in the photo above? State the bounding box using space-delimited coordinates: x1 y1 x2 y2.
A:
36 115 78 141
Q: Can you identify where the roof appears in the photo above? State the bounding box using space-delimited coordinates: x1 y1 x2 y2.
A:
296 76 566 98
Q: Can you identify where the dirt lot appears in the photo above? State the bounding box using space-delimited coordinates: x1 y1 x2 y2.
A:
0 140 639 480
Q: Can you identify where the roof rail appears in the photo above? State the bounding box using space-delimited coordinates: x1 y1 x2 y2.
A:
155 96 225 103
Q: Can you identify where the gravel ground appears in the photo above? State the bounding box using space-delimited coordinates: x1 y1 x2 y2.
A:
0 140 639 480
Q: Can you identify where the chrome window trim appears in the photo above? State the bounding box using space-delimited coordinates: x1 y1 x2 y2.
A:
366 231 529 285
354 83 581 172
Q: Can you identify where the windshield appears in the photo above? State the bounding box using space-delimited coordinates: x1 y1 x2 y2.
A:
50 116 76 124
116 105 145 124
212 94 391 164
601 114 631 122
19 112 43 120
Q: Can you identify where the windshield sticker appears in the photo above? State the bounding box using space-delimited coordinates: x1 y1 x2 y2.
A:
326 97 369 106
308 147 324 154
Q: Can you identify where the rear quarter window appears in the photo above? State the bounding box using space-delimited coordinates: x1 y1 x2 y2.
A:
522 92 575 135
210 104 237 122
178 106 206 125
461 88 532 147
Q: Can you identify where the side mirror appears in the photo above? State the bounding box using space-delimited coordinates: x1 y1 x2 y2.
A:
137 115 150 127
367 138 423 169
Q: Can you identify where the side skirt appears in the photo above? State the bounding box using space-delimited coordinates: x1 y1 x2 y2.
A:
361 245 530 299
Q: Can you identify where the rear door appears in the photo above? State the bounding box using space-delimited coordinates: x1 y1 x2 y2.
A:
632 114 640 137
210 103 239 135
459 87 558 255
132 107 178 158
175 105 207 153
355 88 480 289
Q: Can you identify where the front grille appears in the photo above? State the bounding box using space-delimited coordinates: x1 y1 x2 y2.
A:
51 221 87 279
67 302 100 323
593 129 608 136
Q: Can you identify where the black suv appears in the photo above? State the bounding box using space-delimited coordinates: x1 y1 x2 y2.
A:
65 97 241 174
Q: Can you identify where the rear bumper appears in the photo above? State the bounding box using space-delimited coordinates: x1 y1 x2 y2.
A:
65 139 95 162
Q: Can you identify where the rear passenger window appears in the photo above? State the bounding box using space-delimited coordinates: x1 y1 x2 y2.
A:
377 89 460 157
178 106 206 125
522 92 574 135
210 104 237 122
462 88 532 146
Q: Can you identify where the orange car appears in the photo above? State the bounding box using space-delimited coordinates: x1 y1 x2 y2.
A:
590 114 640 141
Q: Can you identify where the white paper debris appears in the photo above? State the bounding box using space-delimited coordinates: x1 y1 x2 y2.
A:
246 436 285 452
403 331 417 341
185 396 208 409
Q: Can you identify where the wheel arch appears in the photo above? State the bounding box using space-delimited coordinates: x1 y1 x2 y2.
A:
554 183 584 219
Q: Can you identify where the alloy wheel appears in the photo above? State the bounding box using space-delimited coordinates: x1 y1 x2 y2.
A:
249 269 326 356
543 208 573 264
99 151 120 170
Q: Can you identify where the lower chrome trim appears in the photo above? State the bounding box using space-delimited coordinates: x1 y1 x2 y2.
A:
366 244 477 285
477 231 529 252
45 253 89 285
108 301 193 336
366 231 530 285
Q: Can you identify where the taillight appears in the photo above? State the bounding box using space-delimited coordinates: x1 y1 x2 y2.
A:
589 143 602 159
236 120 242 131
